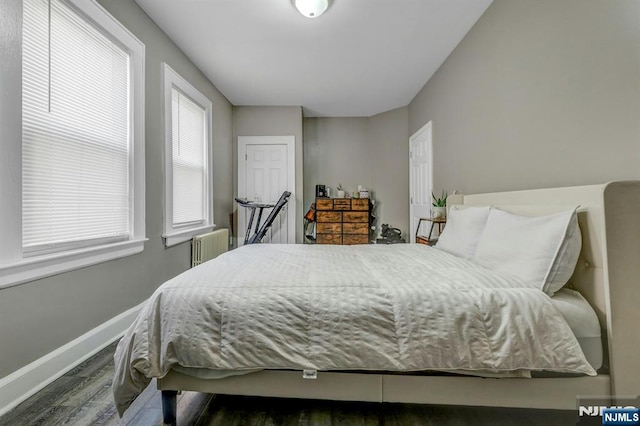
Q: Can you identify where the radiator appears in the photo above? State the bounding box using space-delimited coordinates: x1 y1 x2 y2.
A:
191 228 229 267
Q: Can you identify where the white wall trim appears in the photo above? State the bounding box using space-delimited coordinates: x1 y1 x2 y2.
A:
0 301 146 417
162 224 215 247
161 63 214 247
0 238 147 290
1 0 146 289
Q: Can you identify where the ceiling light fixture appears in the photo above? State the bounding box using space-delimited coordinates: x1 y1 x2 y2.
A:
293 0 330 18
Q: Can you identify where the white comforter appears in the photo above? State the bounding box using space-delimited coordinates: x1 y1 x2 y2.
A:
112 244 596 414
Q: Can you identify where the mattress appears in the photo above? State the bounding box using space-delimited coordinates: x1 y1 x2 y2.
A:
171 287 604 380
550 288 603 370
113 244 596 415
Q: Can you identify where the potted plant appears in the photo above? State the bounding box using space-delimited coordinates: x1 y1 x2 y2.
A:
336 183 345 198
431 190 447 219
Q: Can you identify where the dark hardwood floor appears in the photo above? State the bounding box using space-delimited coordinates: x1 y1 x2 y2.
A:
0 342 577 425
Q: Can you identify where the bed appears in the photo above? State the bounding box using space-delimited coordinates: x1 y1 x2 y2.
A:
112 181 640 423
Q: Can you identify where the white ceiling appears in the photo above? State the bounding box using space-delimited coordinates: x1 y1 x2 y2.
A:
134 0 493 117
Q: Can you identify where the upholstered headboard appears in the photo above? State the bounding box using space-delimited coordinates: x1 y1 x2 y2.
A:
448 184 606 322
448 181 640 401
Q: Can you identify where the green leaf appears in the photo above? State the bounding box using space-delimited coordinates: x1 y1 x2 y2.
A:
431 190 447 207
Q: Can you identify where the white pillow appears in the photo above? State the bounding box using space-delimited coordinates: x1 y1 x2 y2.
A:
473 208 581 296
435 206 490 260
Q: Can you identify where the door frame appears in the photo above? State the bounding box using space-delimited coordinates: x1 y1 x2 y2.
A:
238 136 296 245
408 121 433 243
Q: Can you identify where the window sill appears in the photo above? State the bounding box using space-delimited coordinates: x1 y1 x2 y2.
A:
0 238 147 289
163 224 215 248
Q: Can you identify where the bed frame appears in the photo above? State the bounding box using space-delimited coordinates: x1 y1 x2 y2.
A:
158 181 640 423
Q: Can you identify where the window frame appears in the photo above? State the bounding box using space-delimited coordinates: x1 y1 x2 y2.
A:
0 0 146 289
161 63 214 247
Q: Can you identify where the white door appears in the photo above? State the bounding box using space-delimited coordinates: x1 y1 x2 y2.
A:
238 136 295 245
409 122 433 243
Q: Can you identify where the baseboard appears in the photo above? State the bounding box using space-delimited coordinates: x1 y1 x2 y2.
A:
0 301 145 417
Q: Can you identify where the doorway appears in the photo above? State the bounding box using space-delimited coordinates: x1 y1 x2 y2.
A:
409 122 433 243
238 136 296 245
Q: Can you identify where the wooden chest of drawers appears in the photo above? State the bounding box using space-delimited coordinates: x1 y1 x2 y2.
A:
316 198 370 245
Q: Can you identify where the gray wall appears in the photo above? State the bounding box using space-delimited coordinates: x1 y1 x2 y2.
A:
368 107 410 236
0 0 233 378
232 106 304 243
409 0 640 195
304 107 409 238
304 117 369 208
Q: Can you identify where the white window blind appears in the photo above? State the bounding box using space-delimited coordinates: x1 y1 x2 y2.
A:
171 89 206 226
161 63 212 247
22 0 131 251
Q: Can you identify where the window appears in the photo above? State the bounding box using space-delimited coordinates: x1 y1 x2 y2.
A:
162 64 214 247
0 0 145 288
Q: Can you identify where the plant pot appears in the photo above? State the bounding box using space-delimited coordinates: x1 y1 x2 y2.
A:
432 206 446 219
337 190 345 198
